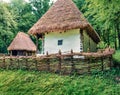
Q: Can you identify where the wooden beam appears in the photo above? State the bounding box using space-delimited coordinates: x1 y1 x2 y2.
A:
42 35 45 54
80 29 84 52
36 34 39 53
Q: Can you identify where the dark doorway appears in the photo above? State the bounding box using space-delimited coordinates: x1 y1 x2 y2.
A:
12 50 17 56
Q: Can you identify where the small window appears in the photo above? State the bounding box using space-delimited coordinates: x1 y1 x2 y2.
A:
80 48 83 50
58 40 63 45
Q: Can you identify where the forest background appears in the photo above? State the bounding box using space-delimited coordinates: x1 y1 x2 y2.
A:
0 0 119 53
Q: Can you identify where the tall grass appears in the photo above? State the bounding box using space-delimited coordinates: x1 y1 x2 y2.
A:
0 69 120 95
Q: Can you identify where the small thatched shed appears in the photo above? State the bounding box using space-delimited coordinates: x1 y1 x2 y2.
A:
8 32 36 56
28 0 100 54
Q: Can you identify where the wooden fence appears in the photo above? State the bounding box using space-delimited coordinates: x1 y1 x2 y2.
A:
0 48 115 75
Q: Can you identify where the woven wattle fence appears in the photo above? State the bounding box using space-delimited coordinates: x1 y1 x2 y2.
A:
0 48 115 75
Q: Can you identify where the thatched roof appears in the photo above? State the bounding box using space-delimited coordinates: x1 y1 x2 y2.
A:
8 32 36 51
28 0 100 43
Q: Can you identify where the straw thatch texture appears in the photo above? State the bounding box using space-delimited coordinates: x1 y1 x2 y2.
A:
28 0 100 43
8 32 36 51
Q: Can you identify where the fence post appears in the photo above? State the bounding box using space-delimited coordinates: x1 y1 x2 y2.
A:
87 48 91 73
35 56 38 71
46 51 50 71
87 57 91 73
25 55 28 70
10 55 13 69
3 54 6 69
17 55 20 69
57 50 62 74
71 49 75 74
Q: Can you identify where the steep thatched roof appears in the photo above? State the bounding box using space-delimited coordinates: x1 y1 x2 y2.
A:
28 0 100 43
8 32 36 51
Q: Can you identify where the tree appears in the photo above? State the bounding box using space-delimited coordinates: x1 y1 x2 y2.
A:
83 0 120 49
0 2 17 53
73 0 86 13
29 0 51 20
10 0 37 33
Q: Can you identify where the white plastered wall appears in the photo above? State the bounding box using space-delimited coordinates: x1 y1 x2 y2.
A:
44 29 82 54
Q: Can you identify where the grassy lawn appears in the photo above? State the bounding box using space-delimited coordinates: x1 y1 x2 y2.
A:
0 69 120 95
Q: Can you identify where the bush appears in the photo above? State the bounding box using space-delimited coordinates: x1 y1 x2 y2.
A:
113 50 120 68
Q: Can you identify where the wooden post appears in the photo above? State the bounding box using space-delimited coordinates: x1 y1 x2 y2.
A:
42 35 45 54
80 29 84 52
87 48 90 52
10 51 12 56
10 55 13 69
87 58 91 73
46 51 50 71
57 50 62 74
25 55 28 70
36 34 39 54
26 51 28 57
3 54 6 69
17 55 20 69
35 56 38 71
89 37 91 51
101 57 104 71
71 49 75 74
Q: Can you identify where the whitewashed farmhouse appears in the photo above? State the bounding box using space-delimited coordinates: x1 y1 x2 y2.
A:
28 0 100 54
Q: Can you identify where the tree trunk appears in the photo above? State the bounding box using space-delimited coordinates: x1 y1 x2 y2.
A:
36 35 39 53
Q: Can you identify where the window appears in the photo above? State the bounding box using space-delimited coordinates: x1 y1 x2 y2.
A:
58 40 63 45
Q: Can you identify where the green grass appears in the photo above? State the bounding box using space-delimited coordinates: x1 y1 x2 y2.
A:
0 69 120 95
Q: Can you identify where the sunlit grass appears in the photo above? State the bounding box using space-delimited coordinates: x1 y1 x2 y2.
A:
0 69 119 95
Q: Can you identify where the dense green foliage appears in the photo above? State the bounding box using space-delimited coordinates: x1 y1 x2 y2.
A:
0 0 51 53
113 50 120 66
0 0 119 53
0 69 119 95
113 50 120 62
29 0 50 20
74 0 120 49
10 0 36 32
0 2 17 53
85 0 120 49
